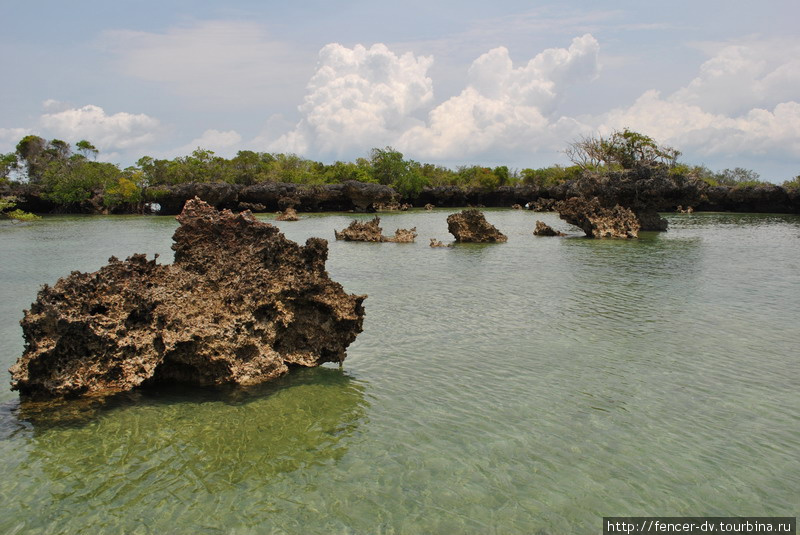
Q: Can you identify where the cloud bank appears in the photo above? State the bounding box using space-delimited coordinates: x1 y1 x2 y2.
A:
4 33 798 177
40 104 161 151
270 34 800 170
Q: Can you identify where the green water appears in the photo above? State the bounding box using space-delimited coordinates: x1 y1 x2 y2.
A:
1 210 798 534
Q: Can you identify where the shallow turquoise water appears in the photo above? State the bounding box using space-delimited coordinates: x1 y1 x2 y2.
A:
1 210 798 534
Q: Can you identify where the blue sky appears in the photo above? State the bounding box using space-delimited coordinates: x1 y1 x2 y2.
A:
2 1 798 181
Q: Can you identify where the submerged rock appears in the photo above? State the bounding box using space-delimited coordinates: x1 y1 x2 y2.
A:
276 207 300 221
446 209 508 243
334 216 416 243
9 198 366 399
555 197 640 239
533 220 565 237
429 238 452 248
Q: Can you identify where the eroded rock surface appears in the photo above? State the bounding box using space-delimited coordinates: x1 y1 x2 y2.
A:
555 197 640 238
446 209 508 243
276 207 300 221
533 221 565 237
10 198 366 398
334 216 416 243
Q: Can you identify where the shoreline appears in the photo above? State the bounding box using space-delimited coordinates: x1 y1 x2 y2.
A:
4 179 800 216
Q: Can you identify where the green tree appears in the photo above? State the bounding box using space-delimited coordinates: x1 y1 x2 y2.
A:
369 147 407 185
566 129 681 170
520 165 580 188
15 135 49 182
493 166 510 187
714 167 763 187
42 159 120 205
782 175 800 191
76 140 99 160
0 152 18 181
0 196 40 221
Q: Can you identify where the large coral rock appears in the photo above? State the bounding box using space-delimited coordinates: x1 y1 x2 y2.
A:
446 209 508 243
555 197 640 238
9 198 366 398
334 216 416 243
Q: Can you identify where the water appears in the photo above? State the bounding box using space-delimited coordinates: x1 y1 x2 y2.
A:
1 210 798 534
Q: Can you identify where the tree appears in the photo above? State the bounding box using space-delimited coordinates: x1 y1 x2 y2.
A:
0 153 17 181
566 129 681 170
15 135 49 182
76 140 99 160
714 167 762 187
783 175 800 191
369 147 407 186
0 196 40 222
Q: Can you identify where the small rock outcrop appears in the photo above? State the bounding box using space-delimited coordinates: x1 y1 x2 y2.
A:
391 227 417 243
533 221 565 237
429 239 452 248
446 209 508 243
555 197 640 238
374 201 411 211
276 207 300 221
424 203 435 211
9 198 367 399
334 216 416 243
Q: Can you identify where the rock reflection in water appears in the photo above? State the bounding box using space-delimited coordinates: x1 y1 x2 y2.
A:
0 367 368 533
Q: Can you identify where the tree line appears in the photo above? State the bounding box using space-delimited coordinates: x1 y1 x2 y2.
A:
2 131 798 217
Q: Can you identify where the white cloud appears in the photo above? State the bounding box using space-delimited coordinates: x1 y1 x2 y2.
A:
103 21 310 109
172 129 243 158
673 38 800 116
0 128 32 153
270 43 434 156
398 34 599 159
598 37 800 161
272 35 599 161
40 104 161 152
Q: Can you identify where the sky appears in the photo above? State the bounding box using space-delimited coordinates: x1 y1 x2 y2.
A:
1 0 798 182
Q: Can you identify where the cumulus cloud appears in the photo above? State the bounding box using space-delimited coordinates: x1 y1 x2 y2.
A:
399 34 599 159
40 104 161 151
172 129 243 158
599 38 800 160
270 43 434 156
272 35 599 161
103 21 310 109
672 38 800 116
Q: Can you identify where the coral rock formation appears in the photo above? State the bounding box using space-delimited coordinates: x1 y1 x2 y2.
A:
429 239 451 248
533 221 565 237
9 198 366 398
446 209 508 243
390 227 417 243
334 216 416 243
424 204 435 211
276 207 300 221
530 198 558 212
555 197 640 238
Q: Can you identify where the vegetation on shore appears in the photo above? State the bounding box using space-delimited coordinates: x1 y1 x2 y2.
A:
0 196 40 222
1 131 797 213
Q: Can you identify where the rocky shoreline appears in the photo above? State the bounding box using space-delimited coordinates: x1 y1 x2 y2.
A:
3 174 800 216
